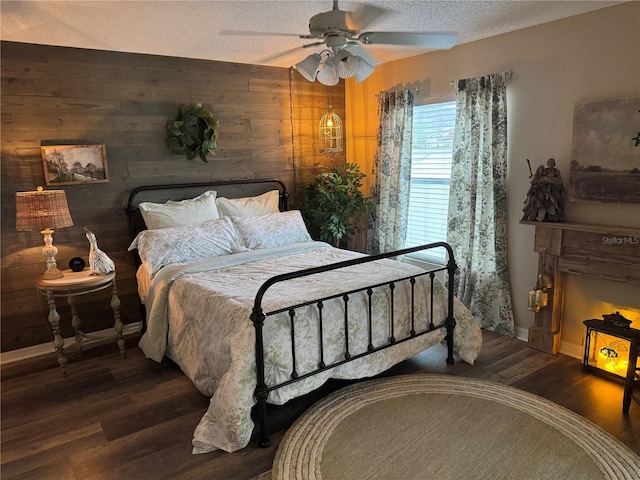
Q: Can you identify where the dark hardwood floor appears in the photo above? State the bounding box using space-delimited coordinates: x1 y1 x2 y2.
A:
2 330 639 480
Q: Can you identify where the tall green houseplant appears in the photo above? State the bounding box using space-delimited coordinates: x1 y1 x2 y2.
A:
300 163 372 247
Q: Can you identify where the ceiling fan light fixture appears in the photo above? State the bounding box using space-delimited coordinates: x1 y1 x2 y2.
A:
290 2 460 84
355 57 375 83
296 53 323 82
335 50 361 78
317 58 339 86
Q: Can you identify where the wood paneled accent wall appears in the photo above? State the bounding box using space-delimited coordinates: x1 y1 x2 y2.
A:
1 41 345 352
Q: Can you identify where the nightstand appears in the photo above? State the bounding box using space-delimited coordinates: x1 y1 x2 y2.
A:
36 269 124 376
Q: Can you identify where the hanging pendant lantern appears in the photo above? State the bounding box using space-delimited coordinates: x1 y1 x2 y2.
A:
319 95 343 154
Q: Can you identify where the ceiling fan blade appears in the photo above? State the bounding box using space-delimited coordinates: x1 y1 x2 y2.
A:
346 3 389 31
344 43 379 66
302 40 327 49
357 31 458 49
220 29 302 38
256 46 306 64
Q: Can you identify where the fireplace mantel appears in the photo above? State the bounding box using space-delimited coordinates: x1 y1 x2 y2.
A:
520 220 640 354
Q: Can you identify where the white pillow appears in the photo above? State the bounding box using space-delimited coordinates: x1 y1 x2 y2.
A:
216 190 279 217
128 216 246 278
139 190 219 229
231 210 312 250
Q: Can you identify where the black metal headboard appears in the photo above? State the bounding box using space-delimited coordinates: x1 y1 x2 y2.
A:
125 178 289 238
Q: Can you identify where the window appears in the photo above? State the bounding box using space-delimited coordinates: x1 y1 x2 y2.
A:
405 100 456 264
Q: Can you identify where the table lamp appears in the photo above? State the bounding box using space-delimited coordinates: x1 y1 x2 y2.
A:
16 186 74 280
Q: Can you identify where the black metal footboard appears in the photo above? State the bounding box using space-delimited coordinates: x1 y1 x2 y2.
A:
250 242 457 448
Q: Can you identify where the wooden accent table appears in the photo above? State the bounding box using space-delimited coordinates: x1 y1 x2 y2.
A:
36 269 124 376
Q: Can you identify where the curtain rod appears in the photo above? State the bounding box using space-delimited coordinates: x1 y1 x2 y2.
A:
449 70 513 86
374 87 419 98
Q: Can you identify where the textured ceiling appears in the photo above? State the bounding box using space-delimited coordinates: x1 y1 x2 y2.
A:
0 1 624 69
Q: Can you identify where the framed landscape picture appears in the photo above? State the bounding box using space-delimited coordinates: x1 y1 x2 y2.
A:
41 144 109 186
569 97 640 203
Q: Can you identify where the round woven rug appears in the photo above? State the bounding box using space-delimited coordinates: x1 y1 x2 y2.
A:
273 374 640 480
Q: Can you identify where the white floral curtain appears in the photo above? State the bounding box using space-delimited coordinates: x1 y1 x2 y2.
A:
366 89 414 254
447 73 515 336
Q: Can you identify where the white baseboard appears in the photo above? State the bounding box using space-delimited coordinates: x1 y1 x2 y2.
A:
0 321 143 366
559 341 584 360
512 326 583 360
3 322 584 368
515 326 528 343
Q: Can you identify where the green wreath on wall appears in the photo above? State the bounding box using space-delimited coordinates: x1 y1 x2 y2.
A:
165 103 219 163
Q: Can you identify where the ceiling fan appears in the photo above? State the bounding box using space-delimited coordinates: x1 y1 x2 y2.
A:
293 0 458 85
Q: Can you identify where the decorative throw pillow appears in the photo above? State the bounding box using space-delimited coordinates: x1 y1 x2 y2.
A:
128 216 246 278
216 190 280 217
231 210 312 250
139 190 219 229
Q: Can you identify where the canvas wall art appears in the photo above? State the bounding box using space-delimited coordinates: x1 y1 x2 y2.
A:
41 144 109 186
569 97 640 203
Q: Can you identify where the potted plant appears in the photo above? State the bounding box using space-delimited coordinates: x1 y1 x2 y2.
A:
299 162 372 248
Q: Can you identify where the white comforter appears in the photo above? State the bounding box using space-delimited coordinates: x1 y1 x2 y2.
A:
139 241 482 453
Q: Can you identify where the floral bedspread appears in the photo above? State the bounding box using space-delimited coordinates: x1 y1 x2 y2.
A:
138 242 482 453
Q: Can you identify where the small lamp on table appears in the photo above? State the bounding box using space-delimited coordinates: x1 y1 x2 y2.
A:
16 186 74 280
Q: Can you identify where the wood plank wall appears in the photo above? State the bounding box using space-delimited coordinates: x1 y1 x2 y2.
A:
1 41 345 352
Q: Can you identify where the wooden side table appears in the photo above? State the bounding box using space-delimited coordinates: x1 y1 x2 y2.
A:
36 269 124 376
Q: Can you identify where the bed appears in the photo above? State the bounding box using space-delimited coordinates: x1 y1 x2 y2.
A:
126 179 482 454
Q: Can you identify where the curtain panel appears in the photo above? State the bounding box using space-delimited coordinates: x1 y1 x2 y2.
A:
366 89 414 255
447 73 515 336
